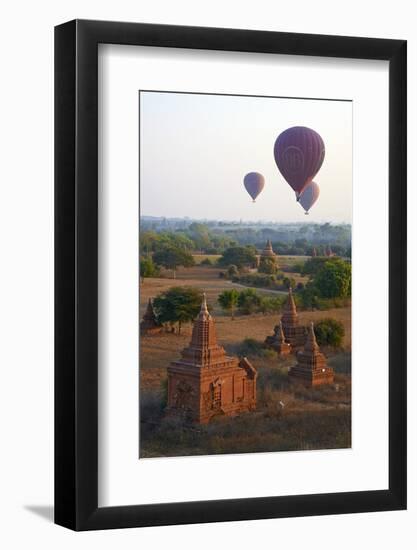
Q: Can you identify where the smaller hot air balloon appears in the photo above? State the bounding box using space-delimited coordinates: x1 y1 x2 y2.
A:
243 172 265 202
298 180 320 215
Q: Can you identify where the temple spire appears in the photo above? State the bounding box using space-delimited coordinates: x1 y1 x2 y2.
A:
277 320 286 344
304 322 319 352
198 292 211 320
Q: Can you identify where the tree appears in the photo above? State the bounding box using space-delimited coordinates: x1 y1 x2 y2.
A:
139 256 159 283
218 246 257 269
153 286 203 334
153 246 195 278
314 318 345 347
237 288 262 315
258 256 278 274
218 289 239 320
282 276 296 289
313 259 351 298
227 264 239 279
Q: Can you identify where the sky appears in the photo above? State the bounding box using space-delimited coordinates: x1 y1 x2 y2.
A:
140 91 352 224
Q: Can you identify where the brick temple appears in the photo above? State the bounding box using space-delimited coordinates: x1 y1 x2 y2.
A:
264 320 291 356
140 298 162 336
280 287 307 348
288 322 334 387
167 294 257 424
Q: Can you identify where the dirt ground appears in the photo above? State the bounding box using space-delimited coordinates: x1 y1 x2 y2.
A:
139 264 351 391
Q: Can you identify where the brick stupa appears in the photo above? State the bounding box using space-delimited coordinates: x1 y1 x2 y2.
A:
280 287 307 348
261 239 276 258
167 294 257 424
288 322 334 387
258 239 278 272
264 320 291 356
140 298 162 336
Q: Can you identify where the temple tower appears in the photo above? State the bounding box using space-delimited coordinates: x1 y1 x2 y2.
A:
280 287 306 348
264 320 291 356
167 294 257 424
288 322 334 386
258 239 278 273
140 298 162 335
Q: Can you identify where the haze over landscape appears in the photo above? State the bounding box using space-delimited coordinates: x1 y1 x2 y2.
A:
140 91 352 223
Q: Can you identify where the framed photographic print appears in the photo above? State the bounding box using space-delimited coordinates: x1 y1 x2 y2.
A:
55 20 407 530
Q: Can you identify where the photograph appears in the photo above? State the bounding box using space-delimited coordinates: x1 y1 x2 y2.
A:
139 90 352 458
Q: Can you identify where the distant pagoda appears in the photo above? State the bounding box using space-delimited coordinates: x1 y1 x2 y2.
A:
167 294 257 424
288 322 334 386
264 320 291 356
261 239 276 258
140 298 162 336
280 287 307 348
258 239 278 273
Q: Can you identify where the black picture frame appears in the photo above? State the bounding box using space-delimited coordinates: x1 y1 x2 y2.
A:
55 19 407 531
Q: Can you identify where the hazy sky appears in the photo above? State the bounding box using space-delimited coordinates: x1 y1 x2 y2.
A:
140 91 352 223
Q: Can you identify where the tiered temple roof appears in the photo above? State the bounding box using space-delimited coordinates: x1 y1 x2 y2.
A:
177 294 229 367
280 287 307 348
288 322 334 386
167 294 257 423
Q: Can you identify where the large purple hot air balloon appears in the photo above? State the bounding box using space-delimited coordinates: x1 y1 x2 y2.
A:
298 180 320 215
274 126 325 197
243 172 265 202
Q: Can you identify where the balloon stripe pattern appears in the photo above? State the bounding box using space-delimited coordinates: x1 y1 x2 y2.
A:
243 172 265 202
273 126 325 196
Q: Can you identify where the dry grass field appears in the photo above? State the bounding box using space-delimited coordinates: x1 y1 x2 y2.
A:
139 262 351 457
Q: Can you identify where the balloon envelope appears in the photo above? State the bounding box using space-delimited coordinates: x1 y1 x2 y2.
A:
298 180 320 214
273 126 325 195
243 172 265 202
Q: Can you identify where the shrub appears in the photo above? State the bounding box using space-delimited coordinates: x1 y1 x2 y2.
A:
227 264 239 278
314 318 345 347
258 257 278 274
200 258 213 266
237 288 262 314
236 338 274 358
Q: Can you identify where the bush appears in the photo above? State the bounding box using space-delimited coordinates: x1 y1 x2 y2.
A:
236 338 275 359
200 258 213 266
314 318 345 347
237 288 262 314
258 257 278 274
227 264 239 278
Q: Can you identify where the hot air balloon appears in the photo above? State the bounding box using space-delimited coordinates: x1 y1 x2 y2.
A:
243 172 265 202
273 126 325 198
298 180 320 215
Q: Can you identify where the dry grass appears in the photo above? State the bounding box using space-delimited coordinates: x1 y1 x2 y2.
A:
139 264 351 458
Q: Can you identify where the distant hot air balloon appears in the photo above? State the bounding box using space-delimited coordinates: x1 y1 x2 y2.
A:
243 172 265 202
273 126 325 198
298 180 320 215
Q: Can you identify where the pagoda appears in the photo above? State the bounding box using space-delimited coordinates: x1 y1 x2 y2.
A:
258 239 278 272
167 294 257 424
140 298 162 336
288 322 334 387
280 287 307 348
261 239 276 258
264 321 291 356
